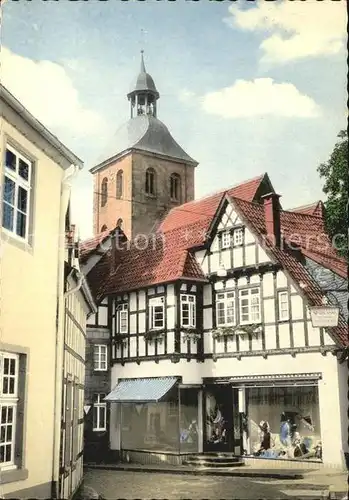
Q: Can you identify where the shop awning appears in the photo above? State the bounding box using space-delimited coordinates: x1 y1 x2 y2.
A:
104 377 179 403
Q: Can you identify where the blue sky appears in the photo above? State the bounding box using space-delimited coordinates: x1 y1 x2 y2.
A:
2 0 346 239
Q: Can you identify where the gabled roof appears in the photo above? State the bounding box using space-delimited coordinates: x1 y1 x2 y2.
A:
290 200 325 219
84 174 347 346
92 225 208 299
1 84 83 169
231 197 347 346
79 229 111 263
159 173 268 233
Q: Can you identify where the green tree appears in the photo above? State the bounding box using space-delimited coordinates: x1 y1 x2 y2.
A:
317 130 348 257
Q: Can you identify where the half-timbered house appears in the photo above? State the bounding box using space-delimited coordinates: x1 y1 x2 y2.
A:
82 173 348 469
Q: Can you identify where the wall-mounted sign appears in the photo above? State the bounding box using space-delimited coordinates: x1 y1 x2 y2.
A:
84 405 91 415
309 306 340 328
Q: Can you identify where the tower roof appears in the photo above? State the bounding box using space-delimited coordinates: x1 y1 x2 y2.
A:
91 115 198 172
127 51 159 98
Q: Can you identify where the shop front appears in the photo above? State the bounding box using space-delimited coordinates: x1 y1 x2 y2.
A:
203 373 323 462
106 374 323 464
105 377 202 459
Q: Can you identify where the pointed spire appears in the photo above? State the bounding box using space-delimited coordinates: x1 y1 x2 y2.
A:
140 50 146 73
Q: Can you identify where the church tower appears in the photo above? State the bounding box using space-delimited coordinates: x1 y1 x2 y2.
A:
91 52 198 239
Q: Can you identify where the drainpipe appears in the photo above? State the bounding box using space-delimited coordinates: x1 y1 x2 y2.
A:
64 271 84 298
51 164 80 499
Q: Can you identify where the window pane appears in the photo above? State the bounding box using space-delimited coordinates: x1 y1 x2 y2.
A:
9 378 15 394
0 427 5 443
100 406 106 427
2 202 14 232
2 378 9 394
17 187 28 213
18 159 29 181
16 212 27 238
3 177 15 205
5 150 16 171
9 359 15 376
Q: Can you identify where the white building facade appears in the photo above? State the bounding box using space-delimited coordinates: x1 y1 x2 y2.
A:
85 190 348 470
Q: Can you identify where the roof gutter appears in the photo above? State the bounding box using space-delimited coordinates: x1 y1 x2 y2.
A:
1 85 83 169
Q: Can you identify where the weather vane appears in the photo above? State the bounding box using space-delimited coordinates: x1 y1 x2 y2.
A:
140 28 148 52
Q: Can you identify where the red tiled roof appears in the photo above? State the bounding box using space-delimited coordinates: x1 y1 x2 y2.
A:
79 229 110 261
95 226 208 297
86 176 347 346
290 200 324 218
233 197 348 346
159 174 265 233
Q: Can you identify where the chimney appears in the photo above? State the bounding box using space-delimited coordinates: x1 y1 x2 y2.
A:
262 193 281 247
110 230 117 275
110 218 123 275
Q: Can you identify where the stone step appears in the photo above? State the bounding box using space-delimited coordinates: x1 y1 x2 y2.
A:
183 460 244 468
185 455 242 464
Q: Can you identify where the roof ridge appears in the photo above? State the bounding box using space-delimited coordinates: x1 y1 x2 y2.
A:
289 200 322 212
169 173 265 211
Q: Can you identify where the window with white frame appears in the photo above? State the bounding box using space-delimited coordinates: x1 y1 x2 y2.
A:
221 231 231 249
2 145 32 240
149 297 165 330
93 345 107 371
278 291 289 321
180 294 196 328
0 352 19 468
239 287 261 324
233 228 244 246
117 303 128 334
216 291 236 326
93 393 107 431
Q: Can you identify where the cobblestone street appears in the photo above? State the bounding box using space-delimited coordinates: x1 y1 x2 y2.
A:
82 469 327 499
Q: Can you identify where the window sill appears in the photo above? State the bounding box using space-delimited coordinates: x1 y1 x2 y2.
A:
93 428 107 433
0 467 29 484
1 228 33 254
93 369 108 372
145 193 156 199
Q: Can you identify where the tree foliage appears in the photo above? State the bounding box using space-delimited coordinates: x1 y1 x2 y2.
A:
317 130 348 257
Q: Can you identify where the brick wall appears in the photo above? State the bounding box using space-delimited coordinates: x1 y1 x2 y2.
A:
92 151 196 240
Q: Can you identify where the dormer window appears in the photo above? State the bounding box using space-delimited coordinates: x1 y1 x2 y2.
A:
116 170 123 199
233 228 244 246
170 173 181 202
149 297 164 329
145 168 156 196
101 178 108 207
221 231 231 249
117 303 128 334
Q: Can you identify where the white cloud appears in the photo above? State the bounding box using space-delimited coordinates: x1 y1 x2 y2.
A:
1 47 105 136
201 78 321 119
225 1 346 64
178 89 197 103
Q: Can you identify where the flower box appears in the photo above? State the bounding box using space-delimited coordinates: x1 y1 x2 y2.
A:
144 330 165 344
182 329 201 343
212 324 262 341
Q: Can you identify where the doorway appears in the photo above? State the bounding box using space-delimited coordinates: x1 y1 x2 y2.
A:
203 384 234 452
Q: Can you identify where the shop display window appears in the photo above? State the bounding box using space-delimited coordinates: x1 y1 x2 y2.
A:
246 386 322 461
179 388 199 453
120 389 179 452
